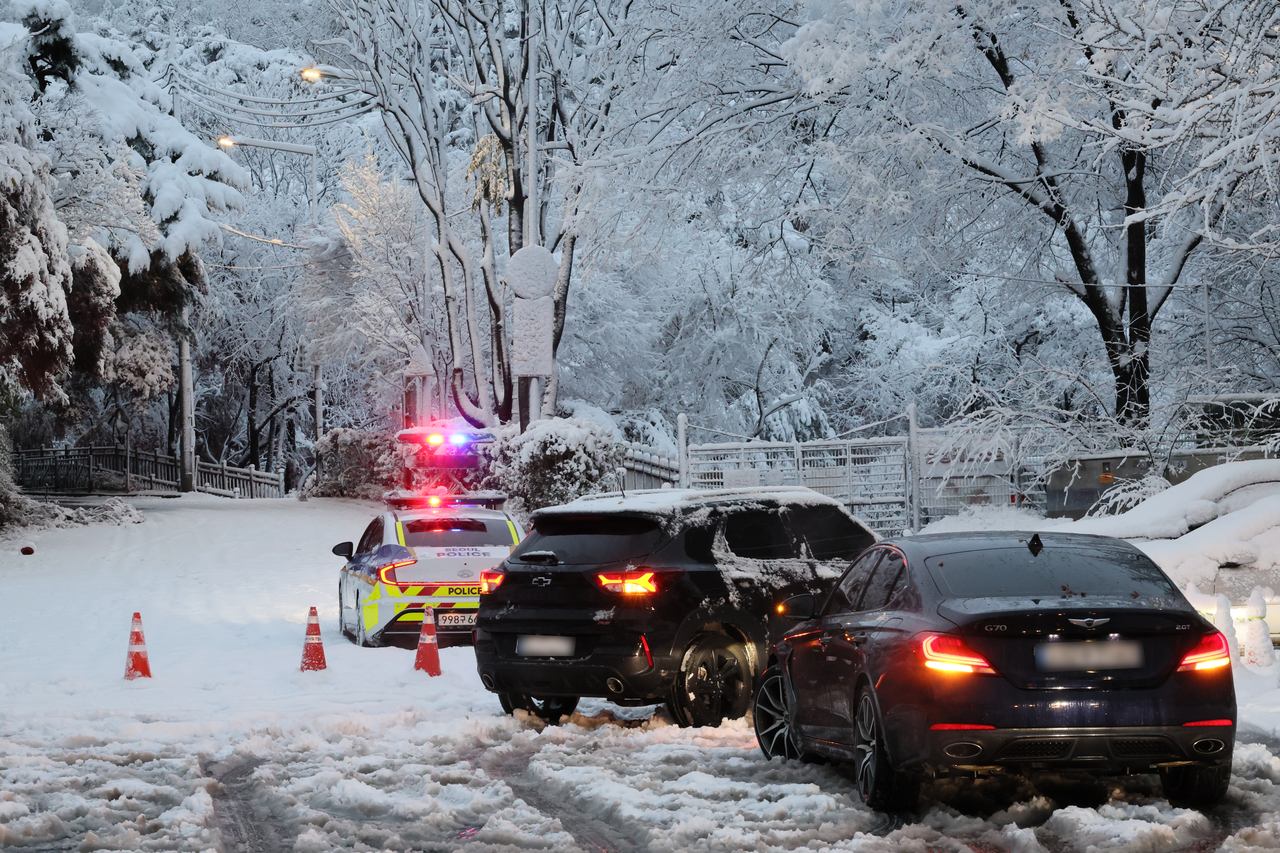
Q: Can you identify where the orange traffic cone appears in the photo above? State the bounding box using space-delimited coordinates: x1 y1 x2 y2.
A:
125 612 152 679
301 606 327 671
414 613 441 676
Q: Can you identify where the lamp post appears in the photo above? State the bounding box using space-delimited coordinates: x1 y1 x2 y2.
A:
217 136 318 226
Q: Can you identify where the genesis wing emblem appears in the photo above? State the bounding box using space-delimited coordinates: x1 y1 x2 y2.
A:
1068 617 1110 629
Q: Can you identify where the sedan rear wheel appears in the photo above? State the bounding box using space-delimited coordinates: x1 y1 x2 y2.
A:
339 581 355 641
354 595 376 647
668 633 752 728
852 690 919 812
1159 763 1230 809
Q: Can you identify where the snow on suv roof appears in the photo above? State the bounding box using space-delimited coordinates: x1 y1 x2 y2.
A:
533 486 843 517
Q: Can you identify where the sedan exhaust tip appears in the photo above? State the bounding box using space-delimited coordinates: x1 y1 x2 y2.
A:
1193 738 1226 755
606 677 625 694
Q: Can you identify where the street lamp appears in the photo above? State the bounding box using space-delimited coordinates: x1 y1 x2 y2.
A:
217 135 318 226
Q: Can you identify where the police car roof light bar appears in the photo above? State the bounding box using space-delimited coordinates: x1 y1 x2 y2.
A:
382 490 508 510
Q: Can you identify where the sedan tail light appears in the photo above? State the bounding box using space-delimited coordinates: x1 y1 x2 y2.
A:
1177 632 1231 672
377 557 418 587
919 634 996 674
480 567 505 594
594 568 684 594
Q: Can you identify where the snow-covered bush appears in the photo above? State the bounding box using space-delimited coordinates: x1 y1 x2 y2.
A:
312 428 411 499
481 419 623 511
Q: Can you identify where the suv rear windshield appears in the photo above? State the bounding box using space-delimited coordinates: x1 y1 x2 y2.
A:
514 515 663 564
925 546 1178 599
402 517 512 548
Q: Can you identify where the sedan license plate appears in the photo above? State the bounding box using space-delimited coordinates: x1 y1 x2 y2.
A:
516 635 576 657
434 610 477 628
1035 640 1143 671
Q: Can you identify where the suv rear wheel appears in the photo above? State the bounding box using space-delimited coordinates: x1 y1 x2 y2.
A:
499 693 579 724
668 633 752 728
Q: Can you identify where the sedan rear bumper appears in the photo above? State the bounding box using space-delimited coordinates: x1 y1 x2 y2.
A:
922 724 1233 775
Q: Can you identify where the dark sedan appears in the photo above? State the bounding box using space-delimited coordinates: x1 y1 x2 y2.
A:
753 531 1235 811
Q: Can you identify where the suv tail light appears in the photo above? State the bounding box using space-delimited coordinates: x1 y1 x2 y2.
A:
1177 632 1231 672
594 568 684 594
480 567 505 594
377 557 418 587
920 634 996 674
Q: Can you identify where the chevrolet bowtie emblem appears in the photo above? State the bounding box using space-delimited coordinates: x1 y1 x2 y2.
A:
532 576 552 587
1068 617 1110 629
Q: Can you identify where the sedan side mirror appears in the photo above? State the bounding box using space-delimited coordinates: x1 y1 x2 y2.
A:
332 542 354 559
777 593 816 621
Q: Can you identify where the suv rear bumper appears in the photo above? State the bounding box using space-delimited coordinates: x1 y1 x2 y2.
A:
475 628 674 701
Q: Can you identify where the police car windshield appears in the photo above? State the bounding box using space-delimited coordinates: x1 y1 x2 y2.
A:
402 518 511 548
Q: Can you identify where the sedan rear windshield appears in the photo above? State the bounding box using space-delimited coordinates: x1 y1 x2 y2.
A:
402 517 512 548
925 546 1179 599
514 515 663 565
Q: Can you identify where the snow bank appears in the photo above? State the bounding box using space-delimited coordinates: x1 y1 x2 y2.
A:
1068 460 1280 540
1137 494 1280 589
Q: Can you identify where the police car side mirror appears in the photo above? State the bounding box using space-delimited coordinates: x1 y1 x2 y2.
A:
777 593 816 621
332 542 353 559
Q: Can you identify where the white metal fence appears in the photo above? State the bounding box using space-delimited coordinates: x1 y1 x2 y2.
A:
683 438 913 535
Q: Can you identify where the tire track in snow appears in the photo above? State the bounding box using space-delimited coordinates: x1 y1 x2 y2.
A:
478 746 641 853
202 756 286 853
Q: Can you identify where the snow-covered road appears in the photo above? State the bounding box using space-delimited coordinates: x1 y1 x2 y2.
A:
6 495 1280 853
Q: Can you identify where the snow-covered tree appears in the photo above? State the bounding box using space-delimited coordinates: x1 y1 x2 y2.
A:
0 29 73 402
781 0 1270 426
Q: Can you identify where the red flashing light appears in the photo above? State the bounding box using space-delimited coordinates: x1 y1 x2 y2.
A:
595 568 683 594
480 567 505 594
930 723 996 730
1182 719 1233 727
920 634 996 674
426 433 445 446
1177 632 1231 672
428 496 441 507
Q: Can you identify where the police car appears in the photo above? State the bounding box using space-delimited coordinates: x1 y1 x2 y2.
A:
334 493 523 648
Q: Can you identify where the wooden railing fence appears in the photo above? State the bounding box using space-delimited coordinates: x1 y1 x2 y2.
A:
11 446 285 498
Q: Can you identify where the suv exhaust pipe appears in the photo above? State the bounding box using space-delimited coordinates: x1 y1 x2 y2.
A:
606 677 625 694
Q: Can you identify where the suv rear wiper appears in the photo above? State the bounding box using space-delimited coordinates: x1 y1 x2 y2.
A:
520 550 560 565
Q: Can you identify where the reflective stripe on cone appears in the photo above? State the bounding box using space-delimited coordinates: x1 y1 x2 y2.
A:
301 606 327 671
125 612 152 679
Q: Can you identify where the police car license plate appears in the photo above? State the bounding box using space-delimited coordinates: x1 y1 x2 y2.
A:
434 610 477 628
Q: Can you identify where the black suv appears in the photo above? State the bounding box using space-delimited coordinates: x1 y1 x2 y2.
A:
474 487 876 726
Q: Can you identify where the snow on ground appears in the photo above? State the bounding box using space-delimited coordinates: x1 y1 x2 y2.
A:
5 494 1280 852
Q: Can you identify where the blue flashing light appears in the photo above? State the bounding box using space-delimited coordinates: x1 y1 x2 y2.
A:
449 433 470 446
